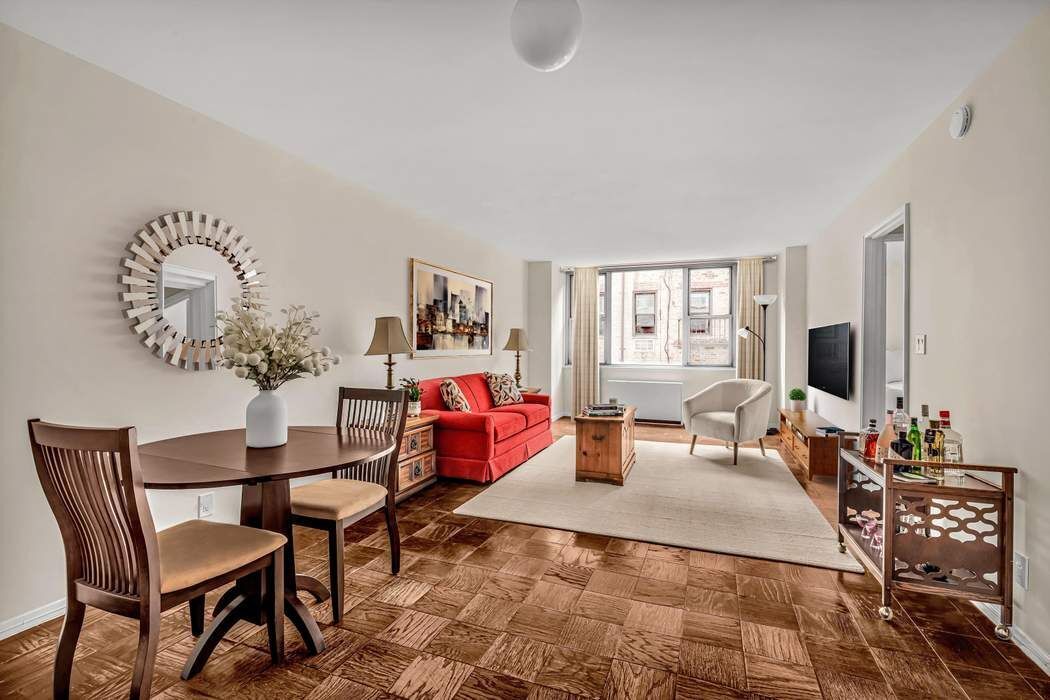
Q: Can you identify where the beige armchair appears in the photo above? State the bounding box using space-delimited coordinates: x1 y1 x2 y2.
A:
683 379 773 464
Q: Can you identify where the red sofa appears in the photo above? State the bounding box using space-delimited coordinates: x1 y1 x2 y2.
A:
418 372 554 483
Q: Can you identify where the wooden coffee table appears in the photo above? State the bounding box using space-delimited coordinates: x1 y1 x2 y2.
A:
574 405 636 485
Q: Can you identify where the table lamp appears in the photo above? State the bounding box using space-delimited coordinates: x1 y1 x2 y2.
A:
365 316 412 389
502 328 530 388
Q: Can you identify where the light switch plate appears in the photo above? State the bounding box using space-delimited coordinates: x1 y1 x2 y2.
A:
197 492 215 519
914 334 927 355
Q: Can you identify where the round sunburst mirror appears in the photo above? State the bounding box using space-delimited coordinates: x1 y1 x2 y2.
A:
119 211 265 370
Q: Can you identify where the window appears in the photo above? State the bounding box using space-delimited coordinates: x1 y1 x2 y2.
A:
609 268 684 365
566 263 735 368
633 292 656 335
689 289 711 315
597 273 605 361
687 267 733 366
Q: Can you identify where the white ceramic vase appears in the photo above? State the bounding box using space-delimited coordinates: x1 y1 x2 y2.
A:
407 401 422 417
789 399 806 412
246 390 288 448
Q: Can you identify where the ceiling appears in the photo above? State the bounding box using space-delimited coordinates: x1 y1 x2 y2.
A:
2 0 1046 264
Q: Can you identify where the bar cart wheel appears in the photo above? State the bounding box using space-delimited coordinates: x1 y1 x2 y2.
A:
995 625 1012 641
878 606 894 621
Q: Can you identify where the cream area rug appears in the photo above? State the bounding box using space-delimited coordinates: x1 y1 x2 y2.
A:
454 437 862 572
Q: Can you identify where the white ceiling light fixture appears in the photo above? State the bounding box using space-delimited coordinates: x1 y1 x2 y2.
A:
510 0 582 72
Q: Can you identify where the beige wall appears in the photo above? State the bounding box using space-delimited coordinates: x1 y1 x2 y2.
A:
0 26 525 626
808 10 1050 652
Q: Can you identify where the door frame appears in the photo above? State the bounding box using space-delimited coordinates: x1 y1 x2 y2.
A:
859 203 910 428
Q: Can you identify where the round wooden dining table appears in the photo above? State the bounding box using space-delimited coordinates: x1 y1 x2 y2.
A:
138 425 396 657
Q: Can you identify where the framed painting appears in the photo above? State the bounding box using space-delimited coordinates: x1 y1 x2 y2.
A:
410 259 493 357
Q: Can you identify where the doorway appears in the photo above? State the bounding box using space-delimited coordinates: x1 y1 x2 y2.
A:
860 204 910 429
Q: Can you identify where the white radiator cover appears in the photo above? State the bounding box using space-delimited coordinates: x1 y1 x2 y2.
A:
605 379 683 423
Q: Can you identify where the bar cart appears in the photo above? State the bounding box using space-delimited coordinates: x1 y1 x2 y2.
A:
836 434 1017 639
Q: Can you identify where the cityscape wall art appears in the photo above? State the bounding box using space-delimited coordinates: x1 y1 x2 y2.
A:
410 259 492 357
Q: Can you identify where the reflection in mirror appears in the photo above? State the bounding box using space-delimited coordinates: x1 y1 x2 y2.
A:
159 246 242 340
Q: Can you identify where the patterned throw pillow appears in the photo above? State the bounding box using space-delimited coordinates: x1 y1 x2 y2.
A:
485 372 523 407
439 379 471 412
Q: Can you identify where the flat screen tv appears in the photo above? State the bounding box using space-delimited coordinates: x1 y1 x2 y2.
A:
808 322 850 400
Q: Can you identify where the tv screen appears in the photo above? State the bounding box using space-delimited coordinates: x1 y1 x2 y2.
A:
808 323 850 400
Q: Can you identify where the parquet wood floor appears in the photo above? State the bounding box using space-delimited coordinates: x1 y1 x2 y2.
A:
1 420 1046 698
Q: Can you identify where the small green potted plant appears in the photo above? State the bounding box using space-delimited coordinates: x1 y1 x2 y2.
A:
401 378 424 417
788 387 806 412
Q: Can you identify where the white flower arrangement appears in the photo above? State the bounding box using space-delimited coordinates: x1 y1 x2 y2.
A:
216 302 341 391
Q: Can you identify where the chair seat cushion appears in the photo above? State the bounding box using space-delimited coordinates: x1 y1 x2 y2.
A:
290 478 388 521
690 410 736 442
157 520 285 594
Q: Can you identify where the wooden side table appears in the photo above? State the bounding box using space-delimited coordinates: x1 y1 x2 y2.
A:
396 414 438 501
574 405 636 485
779 409 838 480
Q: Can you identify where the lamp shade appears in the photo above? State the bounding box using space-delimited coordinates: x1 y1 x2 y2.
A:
736 327 751 339
754 294 778 307
503 328 531 352
365 316 412 356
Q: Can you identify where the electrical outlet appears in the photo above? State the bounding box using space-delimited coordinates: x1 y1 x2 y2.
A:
914 334 927 355
197 492 215 519
1014 552 1029 590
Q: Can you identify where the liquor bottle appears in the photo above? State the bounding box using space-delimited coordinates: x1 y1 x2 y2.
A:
939 410 964 463
907 418 923 461
939 410 964 480
875 410 894 464
863 419 879 459
924 419 944 480
892 397 909 435
890 430 915 461
918 404 931 433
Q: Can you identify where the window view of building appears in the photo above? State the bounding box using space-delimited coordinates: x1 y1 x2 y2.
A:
687 267 732 365
597 273 605 361
609 268 684 365
633 291 657 335
567 264 733 367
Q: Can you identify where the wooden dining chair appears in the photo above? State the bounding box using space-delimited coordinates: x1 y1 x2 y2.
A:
28 419 287 699
290 388 408 622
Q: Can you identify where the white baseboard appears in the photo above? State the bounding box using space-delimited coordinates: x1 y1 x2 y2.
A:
0 597 66 641
971 601 1050 676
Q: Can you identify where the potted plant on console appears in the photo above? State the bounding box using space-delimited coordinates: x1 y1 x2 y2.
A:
788 387 806 412
401 377 424 417
218 302 341 448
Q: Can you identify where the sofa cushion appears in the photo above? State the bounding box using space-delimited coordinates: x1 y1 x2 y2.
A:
484 372 523 407
440 379 472 412
419 377 449 411
491 402 550 428
457 373 496 412
488 411 527 441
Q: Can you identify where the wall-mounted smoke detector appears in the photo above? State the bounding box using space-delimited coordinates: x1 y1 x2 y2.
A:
949 104 972 140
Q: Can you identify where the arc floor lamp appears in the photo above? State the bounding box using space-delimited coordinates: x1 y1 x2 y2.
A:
736 294 778 380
